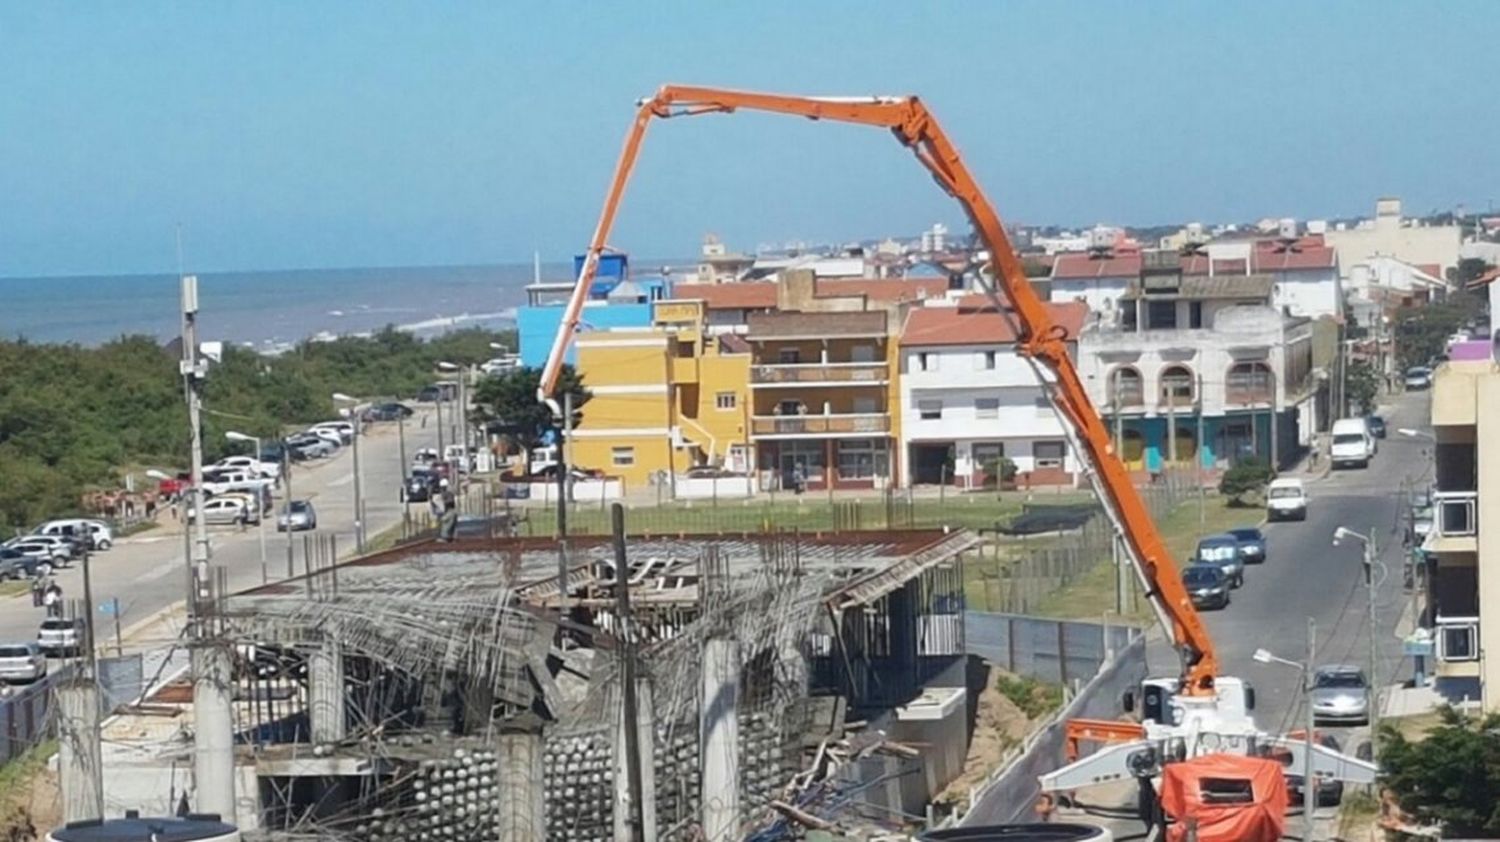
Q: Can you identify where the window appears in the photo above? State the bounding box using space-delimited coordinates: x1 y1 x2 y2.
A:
837 439 886 480
1034 440 1066 469
777 399 804 416
676 340 695 358
1226 361 1273 404
1147 300 1178 330
916 352 937 372
1189 301 1204 329
975 398 1000 419
1110 367 1144 407
976 350 997 370
918 399 943 420
1159 365 1194 406
611 447 635 467
853 397 878 414
850 345 877 363
715 392 737 411
778 348 801 364
1439 620 1478 662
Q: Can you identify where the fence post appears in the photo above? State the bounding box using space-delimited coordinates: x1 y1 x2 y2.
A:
1057 621 1069 686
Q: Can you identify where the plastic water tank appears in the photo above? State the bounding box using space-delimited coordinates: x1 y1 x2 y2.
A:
47 812 240 842
922 825 1113 842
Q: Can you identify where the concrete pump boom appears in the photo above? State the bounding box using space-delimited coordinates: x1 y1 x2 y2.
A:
537 84 1220 694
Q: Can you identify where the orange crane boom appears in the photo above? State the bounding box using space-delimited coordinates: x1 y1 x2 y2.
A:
537 85 1219 694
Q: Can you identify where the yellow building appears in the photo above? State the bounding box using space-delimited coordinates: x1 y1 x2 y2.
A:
568 300 751 489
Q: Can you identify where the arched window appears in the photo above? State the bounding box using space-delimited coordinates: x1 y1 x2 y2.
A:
1109 366 1144 407
1159 365 1194 407
1169 426 1197 464
1226 361 1275 405
1120 429 1146 470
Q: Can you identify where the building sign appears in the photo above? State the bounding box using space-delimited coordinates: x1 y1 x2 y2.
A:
653 300 703 325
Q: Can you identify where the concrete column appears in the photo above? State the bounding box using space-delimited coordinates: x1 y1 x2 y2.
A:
57 678 103 822
308 639 346 743
700 637 740 842
497 729 546 842
193 643 237 818
613 677 657 841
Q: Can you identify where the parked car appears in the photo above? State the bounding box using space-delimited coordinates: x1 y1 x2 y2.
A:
0 548 44 580
1193 534 1245 588
277 500 317 532
1182 564 1230 610
306 427 346 448
364 402 414 422
200 469 274 498
1266 477 1309 521
213 454 281 482
1285 732 1346 807
36 519 113 551
188 497 254 526
1226 527 1267 565
7 540 67 572
0 643 48 684
285 434 337 460
1310 665 1370 725
16 533 82 561
37 618 84 657
308 421 355 445
1404 366 1433 390
1366 415 1387 439
1330 417 1376 469
416 385 443 403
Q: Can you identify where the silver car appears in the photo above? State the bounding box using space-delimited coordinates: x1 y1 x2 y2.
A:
277 500 317 532
38 618 84 657
1310 665 1369 725
0 642 47 683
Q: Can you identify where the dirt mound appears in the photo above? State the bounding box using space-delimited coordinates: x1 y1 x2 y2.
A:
934 666 1047 804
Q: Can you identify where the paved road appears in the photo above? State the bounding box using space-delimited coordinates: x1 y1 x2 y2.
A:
0 411 442 646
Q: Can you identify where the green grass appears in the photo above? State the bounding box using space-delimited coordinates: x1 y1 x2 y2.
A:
1026 493 1261 622
0 739 55 804
523 492 1094 537
0 582 27 599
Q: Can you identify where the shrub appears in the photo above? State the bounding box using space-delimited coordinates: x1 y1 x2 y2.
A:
1218 457 1273 506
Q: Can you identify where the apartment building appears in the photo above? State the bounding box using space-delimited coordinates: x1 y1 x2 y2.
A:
898 298 1088 488
515 253 669 367
568 300 750 488
1424 351 1500 709
1325 197 1463 281
1075 262 1318 473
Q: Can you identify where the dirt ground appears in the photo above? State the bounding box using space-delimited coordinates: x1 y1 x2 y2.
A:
932 666 1044 805
0 755 60 842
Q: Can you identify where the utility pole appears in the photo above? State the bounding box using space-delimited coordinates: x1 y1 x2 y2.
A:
1304 618 1316 842
1196 373 1206 531
283 447 295 580
179 275 210 625
352 415 364 552
610 503 645 842
1365 533 1381 763
556 390 573 631
1167 385 1178 477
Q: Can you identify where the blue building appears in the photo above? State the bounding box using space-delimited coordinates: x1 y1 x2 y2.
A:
516 253 671 367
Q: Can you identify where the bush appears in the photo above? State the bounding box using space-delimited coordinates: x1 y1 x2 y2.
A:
1218 457 1273 506
979 455 1019 487
1381 707 1500 836
995 673 1064 719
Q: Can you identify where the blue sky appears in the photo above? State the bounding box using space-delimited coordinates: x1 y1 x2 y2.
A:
2 1 1495 277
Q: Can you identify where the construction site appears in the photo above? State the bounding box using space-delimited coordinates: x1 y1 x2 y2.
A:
91 526 976 840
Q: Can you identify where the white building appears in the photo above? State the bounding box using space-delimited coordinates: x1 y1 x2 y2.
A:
1075 275 1318 473
1344 255 1447 300
898 298 1087 488
1325 197 1463 280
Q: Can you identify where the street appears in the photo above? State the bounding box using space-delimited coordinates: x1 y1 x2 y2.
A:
0 411 442 646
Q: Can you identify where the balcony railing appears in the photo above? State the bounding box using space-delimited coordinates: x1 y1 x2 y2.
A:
1436 615 1479 663
1434 491 1478 537
1110 386 1145 408
750 413 890 436
750 362 888 385
1225 386 1275 405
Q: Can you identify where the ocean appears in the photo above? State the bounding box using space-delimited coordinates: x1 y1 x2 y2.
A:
0 262 573 349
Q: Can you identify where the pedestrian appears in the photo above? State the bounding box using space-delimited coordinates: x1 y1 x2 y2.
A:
43 583 61 618
145 497 157 520
792 465 807 496
429 494 443 521
169 497 179 521
29 577 43 608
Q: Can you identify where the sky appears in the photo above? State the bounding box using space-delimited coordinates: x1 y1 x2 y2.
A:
2 1 1497 277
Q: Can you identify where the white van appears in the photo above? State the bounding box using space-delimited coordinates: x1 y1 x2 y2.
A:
1330 418 1376 469
36 519 114 551
1266 477 1309 521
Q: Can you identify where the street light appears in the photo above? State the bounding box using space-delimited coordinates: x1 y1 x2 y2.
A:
1332 526 1381 762
1252 620 1317 842
225 431 268 578
332 393 365 553
436 361 468 490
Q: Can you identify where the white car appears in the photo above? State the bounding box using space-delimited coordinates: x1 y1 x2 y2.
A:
1330 417 1376 469
307 428 346 447
0 643 47 683
1266 477 1309 521
36 519 113 551
14 534 79 561
308 421 355 445
200 469 274 498
213 455 281 482
188 497 255 526
37 618 84 657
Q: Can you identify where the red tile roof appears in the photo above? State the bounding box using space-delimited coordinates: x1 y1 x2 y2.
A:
1051 251 1143 279
1416 263 1444 280
900 300 1089 347
669 282 777 310
1468 266 1500 288
1250 237 1336 272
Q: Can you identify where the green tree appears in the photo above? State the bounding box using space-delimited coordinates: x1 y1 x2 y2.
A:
1345 359 1380 415
1217 457 1273 506
1380 707 1500 835
471 365 589 451
1393 290 1482 370
1447 257 1493 287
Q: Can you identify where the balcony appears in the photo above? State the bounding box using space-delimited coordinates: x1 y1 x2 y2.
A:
749 362 888 387
750 413 890 438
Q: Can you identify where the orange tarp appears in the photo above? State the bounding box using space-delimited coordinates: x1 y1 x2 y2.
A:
1159 753 1288 842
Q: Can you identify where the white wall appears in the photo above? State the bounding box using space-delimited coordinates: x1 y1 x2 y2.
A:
1270 267 1342 318
1048 276 1132 314
1326 216 1462 278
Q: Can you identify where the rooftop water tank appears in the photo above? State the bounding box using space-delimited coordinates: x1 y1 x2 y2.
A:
47 813 239 842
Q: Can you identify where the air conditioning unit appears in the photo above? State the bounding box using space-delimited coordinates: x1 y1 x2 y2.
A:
1278 218 1298 240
